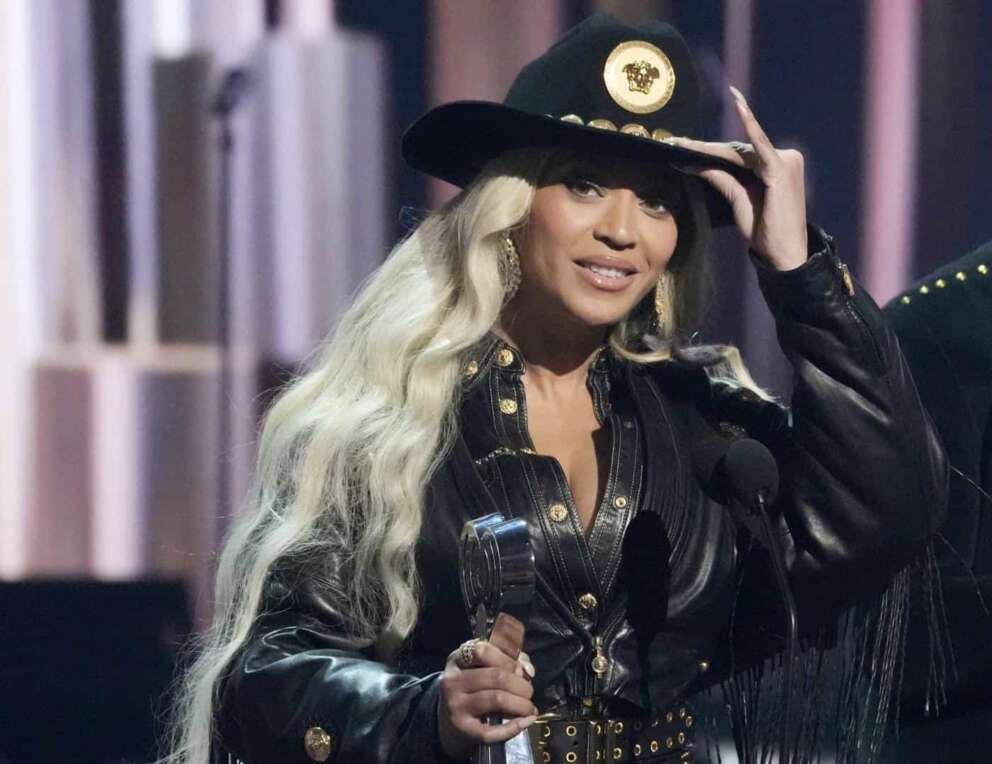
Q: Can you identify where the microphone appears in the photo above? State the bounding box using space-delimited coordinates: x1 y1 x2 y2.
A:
211 68 253 117
719 438 796 761
721 437 780 509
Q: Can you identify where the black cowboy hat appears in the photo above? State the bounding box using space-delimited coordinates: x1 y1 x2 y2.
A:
402 13 753 226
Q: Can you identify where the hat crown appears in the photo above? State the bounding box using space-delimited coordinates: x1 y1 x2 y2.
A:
504 13 701 137
400 12 738 225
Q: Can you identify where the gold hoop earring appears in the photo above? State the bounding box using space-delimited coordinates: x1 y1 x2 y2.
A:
499 232 522 301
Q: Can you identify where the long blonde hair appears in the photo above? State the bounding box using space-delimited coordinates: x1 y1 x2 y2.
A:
164 148 751 763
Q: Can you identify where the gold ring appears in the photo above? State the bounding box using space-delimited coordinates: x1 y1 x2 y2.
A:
455 638 483 669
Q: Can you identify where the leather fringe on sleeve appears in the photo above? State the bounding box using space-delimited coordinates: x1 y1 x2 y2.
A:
699 539 953 764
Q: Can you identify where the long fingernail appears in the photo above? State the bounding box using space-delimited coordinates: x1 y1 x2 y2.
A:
729 85 752 115
523 661 536 678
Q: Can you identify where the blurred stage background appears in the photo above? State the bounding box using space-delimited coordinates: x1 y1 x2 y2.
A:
0 0 990 761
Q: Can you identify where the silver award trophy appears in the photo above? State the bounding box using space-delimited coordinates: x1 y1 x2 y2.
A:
459 513 536 764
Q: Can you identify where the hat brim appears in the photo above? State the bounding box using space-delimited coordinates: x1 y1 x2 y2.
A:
402 101 754 227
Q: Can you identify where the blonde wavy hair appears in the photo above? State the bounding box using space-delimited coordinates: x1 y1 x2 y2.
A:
163 147 759 763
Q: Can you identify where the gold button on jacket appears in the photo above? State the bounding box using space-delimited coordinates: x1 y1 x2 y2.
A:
304 726 332 762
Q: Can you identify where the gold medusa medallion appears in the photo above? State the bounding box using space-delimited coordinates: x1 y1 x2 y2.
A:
603 40 675 114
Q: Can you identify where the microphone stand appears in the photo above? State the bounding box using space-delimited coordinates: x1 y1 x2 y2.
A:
751 488 798 763
210 68 252 537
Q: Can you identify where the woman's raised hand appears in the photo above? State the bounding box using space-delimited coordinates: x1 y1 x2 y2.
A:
438 614 538 760
668 86 808 271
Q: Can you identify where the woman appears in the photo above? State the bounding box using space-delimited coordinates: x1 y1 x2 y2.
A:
167 14 947 764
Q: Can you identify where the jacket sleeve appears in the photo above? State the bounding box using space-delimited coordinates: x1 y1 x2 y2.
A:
214 574 459 764
715 226 949 616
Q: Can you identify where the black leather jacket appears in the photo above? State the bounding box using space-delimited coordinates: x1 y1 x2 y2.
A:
215 230 948 763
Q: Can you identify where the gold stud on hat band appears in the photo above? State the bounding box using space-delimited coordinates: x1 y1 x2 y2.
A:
588 118 618 131
620 123 650 138
555 113 676 144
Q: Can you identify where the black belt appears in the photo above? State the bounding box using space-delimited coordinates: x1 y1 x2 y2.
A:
527 704 695 763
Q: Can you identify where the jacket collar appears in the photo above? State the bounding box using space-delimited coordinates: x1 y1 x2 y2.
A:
459 331 620 399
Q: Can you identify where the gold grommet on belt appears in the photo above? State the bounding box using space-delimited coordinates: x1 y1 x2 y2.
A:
542 724 551 738
542 753 551 763
677 732 686 744
566 753 578 763
665 711 674 723
650 740 659 753
666 737 674 749
634 743 642 756
614 721 624 734
685 715 694 727
614 748 623 760
566 725 577 737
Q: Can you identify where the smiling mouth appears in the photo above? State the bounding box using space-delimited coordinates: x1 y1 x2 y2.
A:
581 263 633 279
574 260 639 291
